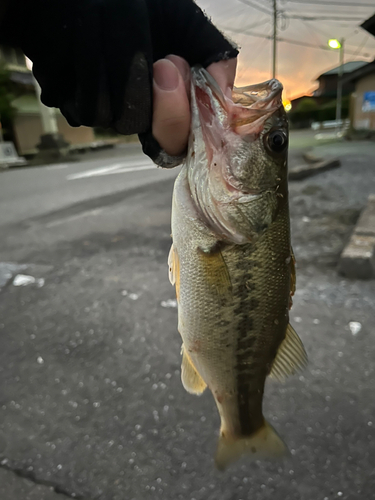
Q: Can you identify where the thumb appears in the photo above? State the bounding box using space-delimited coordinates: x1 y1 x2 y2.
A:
152 58 190 157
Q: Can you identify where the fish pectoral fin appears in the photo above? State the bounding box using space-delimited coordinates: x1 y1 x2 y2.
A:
181 344 207 395
197 246 232 295
269 323 308 382
168 243 180 299
215 420 287 471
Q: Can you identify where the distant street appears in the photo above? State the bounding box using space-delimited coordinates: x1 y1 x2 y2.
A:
1 138 375 500
0 143 177 228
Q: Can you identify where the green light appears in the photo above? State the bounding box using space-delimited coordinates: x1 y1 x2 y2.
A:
328 39 341 49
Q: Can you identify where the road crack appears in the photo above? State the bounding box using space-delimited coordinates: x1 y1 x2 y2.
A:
0 460 87 499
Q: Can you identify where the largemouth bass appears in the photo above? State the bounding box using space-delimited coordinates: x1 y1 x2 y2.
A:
168 67 307 470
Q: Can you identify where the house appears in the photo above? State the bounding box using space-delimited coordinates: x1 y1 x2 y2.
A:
343 60 375 131
289 60 368 114
11 94 96 155
0 44 95 155
313 61 368 100
341 13 375 131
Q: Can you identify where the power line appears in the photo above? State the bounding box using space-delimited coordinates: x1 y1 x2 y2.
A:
219 20 270 36
286 14 367 21
284 0 375 7
237 0 273 16
345 30 362 41
318 19 368 27
220 25 371 56
301 22 334 38
238 27 274 69
301 21 333 63
299 23 369 49
352 34 371 58
218 18 270 34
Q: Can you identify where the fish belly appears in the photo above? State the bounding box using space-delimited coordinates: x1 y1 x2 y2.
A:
171 167 291 438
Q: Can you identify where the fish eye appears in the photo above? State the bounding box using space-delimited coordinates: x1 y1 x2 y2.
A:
267 130 288 153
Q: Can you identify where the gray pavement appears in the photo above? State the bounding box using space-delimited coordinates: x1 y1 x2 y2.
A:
1 138 375 500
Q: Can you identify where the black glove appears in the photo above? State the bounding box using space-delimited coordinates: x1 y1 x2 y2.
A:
1 0 238 162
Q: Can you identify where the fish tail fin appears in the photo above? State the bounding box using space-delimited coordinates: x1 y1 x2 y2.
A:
215 420 288 471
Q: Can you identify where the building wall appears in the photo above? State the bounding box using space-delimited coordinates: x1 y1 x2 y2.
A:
316 74 356 98
0 44 27 69
56 116 95 147
353 73 375 130
13 114 95 154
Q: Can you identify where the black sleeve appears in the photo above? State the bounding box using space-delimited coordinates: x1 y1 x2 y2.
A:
0 0 238 139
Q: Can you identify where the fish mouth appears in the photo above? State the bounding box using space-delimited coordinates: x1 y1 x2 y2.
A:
191 67 283 139
230 79 283 136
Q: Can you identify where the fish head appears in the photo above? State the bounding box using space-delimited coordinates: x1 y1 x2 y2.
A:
188 68 288 203
228 79 288 194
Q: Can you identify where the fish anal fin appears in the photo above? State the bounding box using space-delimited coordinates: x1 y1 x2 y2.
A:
269 323 308 382
168 243 180 300
181 345 207 395
215 420 287 471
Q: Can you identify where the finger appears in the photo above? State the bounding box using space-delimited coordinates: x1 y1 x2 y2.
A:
207 58 237 99
152 59 190 157
165 55 191 98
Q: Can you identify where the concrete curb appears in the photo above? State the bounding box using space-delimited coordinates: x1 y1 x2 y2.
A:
338 195 375 279
289 158 341 181
302 152 323 164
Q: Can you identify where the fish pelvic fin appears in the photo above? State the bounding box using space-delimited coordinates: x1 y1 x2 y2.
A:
269 323 308 382
215 421 288 471
181 344 207 395
168 243 180 300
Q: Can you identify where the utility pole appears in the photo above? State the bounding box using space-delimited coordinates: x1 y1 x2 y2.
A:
272 0 277 79
336 38 345 130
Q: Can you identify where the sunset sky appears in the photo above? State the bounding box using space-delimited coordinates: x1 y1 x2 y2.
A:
199 0 375 100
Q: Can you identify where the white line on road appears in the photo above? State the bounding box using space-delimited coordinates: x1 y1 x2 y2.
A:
67 163 130 180
67 161 155 180
46 164 70 170
45 208 105 228
100 165 155 175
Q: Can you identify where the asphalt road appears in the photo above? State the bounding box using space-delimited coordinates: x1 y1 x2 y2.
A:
1 140 375 500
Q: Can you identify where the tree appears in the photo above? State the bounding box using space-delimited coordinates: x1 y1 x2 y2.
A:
289 98 320 128
295 98 318 113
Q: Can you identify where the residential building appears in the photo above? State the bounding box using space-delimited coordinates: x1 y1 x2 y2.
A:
313 61 368 100
344 60 375 131
342 13 375 131
0 45 95 155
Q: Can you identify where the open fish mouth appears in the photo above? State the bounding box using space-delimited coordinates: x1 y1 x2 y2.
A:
191 67 284 139
231 79 283 134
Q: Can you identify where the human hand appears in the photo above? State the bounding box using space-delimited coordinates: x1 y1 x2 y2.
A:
152 55 237 157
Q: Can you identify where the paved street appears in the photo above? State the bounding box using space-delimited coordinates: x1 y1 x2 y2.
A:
1 139 375 500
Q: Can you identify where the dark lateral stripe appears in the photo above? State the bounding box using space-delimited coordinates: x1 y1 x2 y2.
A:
234 270 261 435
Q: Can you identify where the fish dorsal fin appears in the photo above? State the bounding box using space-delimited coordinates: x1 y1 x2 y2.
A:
181 344 207 395
269 324 308 382
168 243 180 300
